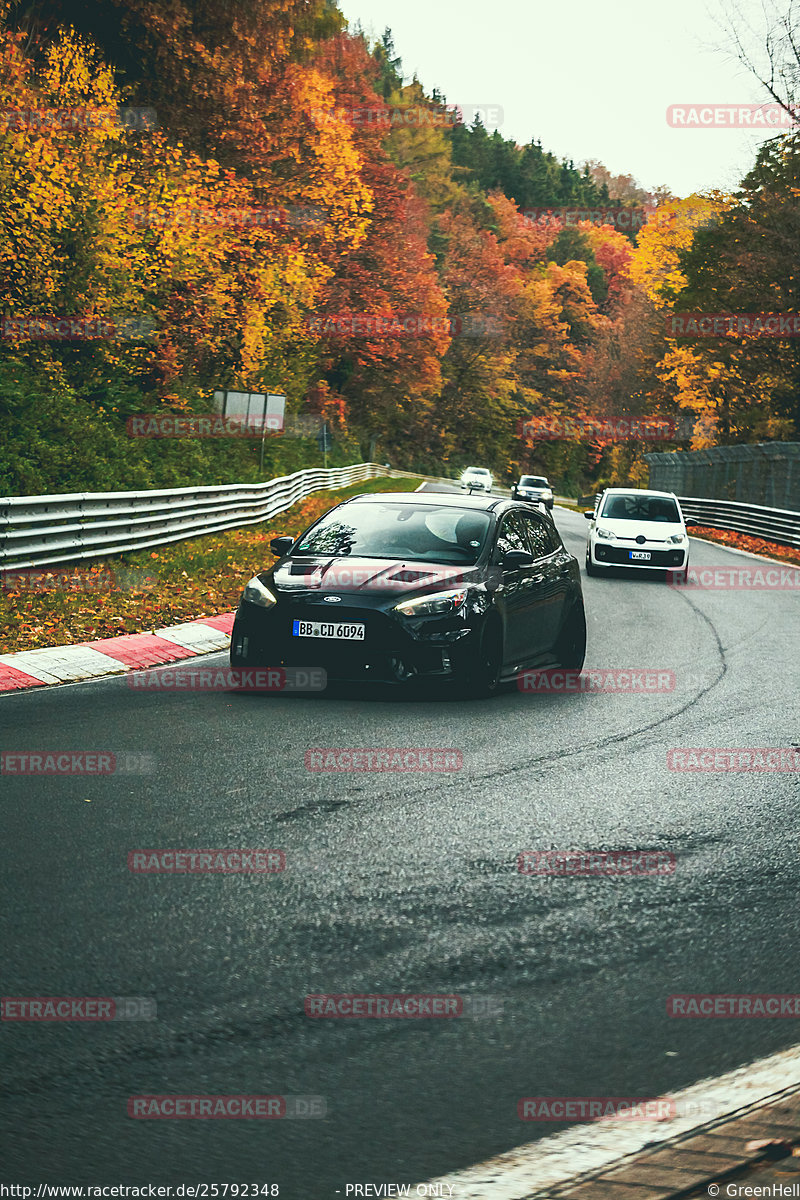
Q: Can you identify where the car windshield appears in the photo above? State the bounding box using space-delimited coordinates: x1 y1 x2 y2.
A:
520 476 548 487
292 503 492 564
465 468 489 476
601 494 680 523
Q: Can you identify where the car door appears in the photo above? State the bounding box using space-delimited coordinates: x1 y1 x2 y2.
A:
491 511 548 668
516 511 573 661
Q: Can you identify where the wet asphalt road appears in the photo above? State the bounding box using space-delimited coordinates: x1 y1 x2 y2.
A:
1 506 799 1196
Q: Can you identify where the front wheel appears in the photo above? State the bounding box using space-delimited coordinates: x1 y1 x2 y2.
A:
585 552 602 577
459 621 503 699
554 598 586 670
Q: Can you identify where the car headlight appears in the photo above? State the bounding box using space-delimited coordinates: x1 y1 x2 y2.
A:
393 588 469 617
595 527 616 540
541 490 553 499
667 534 686 544
242 576 277 608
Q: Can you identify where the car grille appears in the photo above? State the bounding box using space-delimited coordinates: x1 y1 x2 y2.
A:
595 545 685 566
268 602 444 679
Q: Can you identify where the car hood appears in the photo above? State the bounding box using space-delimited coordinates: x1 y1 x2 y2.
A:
595 518 684 540
272 556 482 595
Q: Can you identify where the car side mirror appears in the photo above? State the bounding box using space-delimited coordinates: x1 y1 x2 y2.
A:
503 549 535 571
270 535 295 556
583 510 595 519
684 518 695 528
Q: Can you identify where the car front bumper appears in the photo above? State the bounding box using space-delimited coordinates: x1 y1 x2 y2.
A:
230 597 485 684
589 542 687 569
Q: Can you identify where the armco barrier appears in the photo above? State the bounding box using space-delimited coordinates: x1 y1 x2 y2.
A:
0 464 408 570
676 496 800 550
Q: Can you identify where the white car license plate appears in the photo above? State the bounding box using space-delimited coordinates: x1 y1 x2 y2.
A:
629 551 651 561
292 619 365 640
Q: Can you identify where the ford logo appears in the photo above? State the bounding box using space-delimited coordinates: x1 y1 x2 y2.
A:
323 595 342 603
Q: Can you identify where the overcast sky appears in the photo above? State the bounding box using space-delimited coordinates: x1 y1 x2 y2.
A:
338 0 784 197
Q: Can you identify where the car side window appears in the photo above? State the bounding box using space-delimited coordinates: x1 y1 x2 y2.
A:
493 512 527 561
519 512 561 559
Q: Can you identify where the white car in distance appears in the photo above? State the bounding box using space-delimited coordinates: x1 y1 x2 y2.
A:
459 466 493 494
584 487 693 576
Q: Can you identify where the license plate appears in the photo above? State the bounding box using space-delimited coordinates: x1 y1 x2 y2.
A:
629 551 651 561
292 619 365 640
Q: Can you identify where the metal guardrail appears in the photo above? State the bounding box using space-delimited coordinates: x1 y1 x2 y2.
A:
10 467 793 570
0 463 397 570
677 495 800 550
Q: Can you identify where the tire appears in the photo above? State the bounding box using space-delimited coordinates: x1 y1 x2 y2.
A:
460 620 503 699
554 598 587 670
585 552 602 577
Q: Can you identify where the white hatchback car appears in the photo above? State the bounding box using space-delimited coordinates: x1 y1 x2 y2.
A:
584 488 692 575
459 466 493 493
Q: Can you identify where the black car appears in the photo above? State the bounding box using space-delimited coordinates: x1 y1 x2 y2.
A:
511 475 554 509
230 491 586 696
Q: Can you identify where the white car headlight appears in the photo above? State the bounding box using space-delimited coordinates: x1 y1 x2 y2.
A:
243 576 277 608
595 527 616 540
667 534 686 544
541 489 553 498
393 588 469 617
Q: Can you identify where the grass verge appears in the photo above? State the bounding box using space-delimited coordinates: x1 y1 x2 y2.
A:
1 475 420 654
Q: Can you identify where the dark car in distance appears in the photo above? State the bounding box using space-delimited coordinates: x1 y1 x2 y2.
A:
512 475 554 509
230 492 586 697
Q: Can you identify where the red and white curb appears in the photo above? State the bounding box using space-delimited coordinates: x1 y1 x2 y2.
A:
417 1042 800 1198
0 613 234 693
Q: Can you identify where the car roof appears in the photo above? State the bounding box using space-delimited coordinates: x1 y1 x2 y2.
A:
601 487 677 499
346 490 504 512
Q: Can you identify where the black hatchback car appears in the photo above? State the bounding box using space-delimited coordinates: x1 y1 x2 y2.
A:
230 492 586 696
